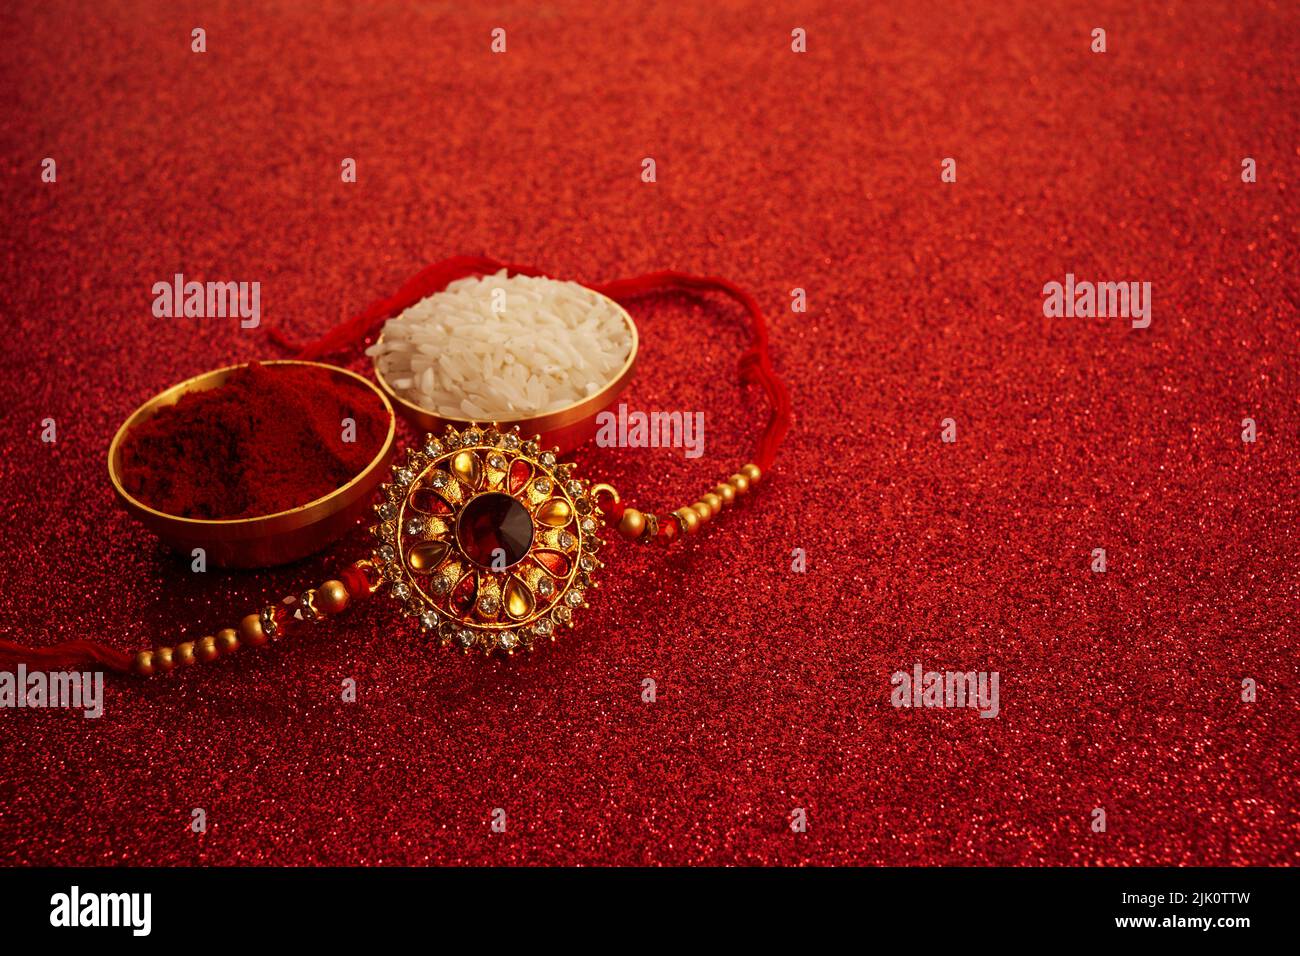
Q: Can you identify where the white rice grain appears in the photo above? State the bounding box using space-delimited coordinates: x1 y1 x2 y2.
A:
367 271 632 420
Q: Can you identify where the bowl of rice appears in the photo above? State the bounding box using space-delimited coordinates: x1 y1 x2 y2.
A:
367 271 638 453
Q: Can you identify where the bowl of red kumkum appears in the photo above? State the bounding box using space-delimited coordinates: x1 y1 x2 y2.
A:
108 361 395 568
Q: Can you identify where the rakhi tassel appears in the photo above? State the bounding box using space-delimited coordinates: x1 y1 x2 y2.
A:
269 257 792 471
0 639 134 674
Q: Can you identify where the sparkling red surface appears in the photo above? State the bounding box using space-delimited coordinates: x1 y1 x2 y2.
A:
1 1 1297 865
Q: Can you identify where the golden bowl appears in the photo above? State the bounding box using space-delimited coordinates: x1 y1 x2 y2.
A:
372 293 638 454
107 360 396 569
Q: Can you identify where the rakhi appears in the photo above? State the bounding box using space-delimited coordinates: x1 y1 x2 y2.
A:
0 257 789 676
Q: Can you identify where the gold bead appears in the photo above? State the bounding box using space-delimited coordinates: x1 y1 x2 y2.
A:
729 473 750 495
239 613 268 648
702 493 722 515
741 463 762 485
691 502 711 522
216 628 240 654
616 507 646 540
714 483 735 506
154 646 175 673
175 641 196 666
315 580 350 616
195 636 219 663
675 508 700 534
132 650 155 676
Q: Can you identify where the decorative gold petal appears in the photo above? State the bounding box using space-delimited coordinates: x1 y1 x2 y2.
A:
407 539 449 573
535 497 572 528
451 451 483 489
504 575 535 620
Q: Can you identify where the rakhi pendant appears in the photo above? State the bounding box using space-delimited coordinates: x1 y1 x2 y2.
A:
0 261 789 678
87 418 763 676
373 423 610 656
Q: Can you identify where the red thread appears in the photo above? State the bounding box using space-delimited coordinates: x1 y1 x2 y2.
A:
0 561 374 676
0 639 134 674
270 256 791 470
267 255 545 359
339 564 374 601
591 270 791 472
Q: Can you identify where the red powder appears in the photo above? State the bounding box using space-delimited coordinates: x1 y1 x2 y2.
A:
118 362 389 519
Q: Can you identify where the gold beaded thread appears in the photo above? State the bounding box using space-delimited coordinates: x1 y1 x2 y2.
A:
130 561 378 676
608 461 761 544
129 449 761 675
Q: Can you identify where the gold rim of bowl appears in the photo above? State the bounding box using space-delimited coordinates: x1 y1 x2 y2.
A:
107 360 396 532
371 292 639 440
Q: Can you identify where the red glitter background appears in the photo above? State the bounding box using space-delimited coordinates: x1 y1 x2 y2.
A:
1 1 1297 866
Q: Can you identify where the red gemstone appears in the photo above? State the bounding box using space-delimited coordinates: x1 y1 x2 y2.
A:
534 549 570 577
508 459 532 495
409 488 452 515
456 492 534 569
339 563 375 598
275 597 301 635
450 572 478 614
